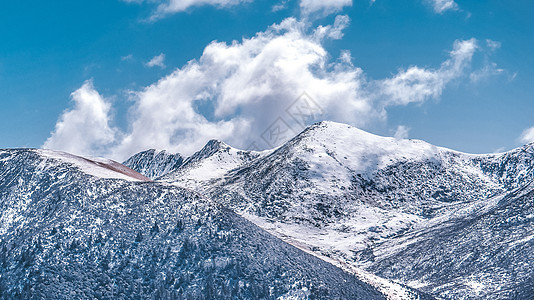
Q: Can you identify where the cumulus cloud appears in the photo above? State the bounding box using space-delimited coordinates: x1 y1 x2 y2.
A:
146 53 166 68
300 0 352 16
110 16 371 158
43 81 117 157
519 127 534 144
430 0 458 14
380 38 477 106
46 17 483 160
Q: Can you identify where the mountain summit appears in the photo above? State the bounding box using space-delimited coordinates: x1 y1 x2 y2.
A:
122 121 534 299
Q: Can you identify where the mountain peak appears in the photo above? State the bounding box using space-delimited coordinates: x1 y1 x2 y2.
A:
305 120 377 138
186 139 233 163
281 121 443 176
204 139 230 151
122 148 184 179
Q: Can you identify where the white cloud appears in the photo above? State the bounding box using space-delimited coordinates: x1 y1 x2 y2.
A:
126 0 252 20
468 39 505 83
43 81 117 157
46 17 482 160
394 125 410 139
314 15 350 40
121 54 134 61
272 0 288 12
519 127 534 144
129 0 352 19
430 0 458 14
146 53 166 68
469 62 504 83
300 0 352 16
110 16 372 159
486 39 501 52
380 38 477 106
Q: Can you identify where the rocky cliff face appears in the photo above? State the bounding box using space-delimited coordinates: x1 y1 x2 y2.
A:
122 149 184 179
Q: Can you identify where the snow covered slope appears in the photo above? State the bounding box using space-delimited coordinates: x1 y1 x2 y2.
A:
148 121 534 299
368 180 534 299
0 148 386 299
37 149 150 181
84 120 534 299
208 122 510 252
206 122 534 299
159 139 269 190
126 133 431 299
122 149 184 179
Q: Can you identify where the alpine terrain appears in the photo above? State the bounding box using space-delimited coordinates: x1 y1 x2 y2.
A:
2 120 533 299
0 149 388 299
124 121 534 299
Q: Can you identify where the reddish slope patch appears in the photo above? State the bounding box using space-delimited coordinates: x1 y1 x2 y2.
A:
80 157 152 181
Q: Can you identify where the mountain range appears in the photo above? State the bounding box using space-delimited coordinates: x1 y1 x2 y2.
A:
124 121 534 299
1 120 533 299
0 148 389 299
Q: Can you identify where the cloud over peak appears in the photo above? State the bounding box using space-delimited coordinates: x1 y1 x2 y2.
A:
44 18 489 160
519 127 534 144
43 81 117 157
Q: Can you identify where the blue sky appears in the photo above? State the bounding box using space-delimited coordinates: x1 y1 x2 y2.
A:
0 0 533 159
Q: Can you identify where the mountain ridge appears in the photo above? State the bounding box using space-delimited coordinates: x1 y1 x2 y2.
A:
121 120 534 299
0 148 387 299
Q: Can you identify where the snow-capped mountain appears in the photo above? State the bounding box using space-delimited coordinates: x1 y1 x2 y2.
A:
158 140 268 190
8 119 531 299
122 149 184 179
0 149 387 299
207 122 527 254
134 121 534 299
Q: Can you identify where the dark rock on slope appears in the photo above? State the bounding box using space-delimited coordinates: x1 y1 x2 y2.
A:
122 149 184 179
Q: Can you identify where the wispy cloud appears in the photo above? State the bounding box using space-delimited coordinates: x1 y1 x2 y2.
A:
369 0 459 14
469 39 506 83
394 125 411 139
272 0 288 12
486 39 501 52
124 0 252 20
469 62 504 83
300 0 352 16
430 0 458 14
121 54 134 61
146 53 166 68
519 127 534 144
379 38 478 106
